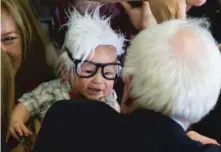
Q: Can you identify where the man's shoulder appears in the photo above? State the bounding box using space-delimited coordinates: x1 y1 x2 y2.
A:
127 109 221 152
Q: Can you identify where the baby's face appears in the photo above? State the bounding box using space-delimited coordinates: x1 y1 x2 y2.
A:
71 45 118 101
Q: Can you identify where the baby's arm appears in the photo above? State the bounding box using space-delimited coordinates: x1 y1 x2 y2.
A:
9 103 32 141
8 79 63 141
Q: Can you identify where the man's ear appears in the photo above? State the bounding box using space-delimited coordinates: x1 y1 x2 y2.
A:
121 75 135 114
122 75 132 87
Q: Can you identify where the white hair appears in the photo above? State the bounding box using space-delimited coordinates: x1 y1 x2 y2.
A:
55 6 125 77
123 18 221 124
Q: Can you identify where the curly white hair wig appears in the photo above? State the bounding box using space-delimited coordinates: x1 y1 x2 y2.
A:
124 18 221 124
56 6 125 77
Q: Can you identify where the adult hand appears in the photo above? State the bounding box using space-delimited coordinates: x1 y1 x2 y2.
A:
120 1 157 30
148 0 186 23
7 121 32 141
187 131 220 145
219 44 221 50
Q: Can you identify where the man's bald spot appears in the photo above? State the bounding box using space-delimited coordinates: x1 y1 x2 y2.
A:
170 28 205 58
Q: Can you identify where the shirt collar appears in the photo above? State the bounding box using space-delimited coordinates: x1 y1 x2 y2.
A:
170 117 188 131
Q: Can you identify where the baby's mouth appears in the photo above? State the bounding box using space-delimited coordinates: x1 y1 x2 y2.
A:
87 87 102 95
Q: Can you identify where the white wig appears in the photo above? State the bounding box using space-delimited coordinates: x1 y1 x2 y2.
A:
124 18 221 124
56 6 125 76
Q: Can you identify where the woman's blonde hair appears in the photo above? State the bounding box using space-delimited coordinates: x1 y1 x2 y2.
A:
1 0 56 99
1 51 15 142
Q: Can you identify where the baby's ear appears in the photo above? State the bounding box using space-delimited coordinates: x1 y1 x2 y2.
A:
60 69 71 82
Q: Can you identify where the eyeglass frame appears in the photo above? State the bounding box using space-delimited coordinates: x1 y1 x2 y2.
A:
65 48 123 80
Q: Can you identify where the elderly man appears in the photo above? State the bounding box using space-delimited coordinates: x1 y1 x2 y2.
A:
33 18 221 152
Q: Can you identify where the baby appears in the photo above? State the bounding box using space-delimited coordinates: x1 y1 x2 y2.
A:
9 7 125 140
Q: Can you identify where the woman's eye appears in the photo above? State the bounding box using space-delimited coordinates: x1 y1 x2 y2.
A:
1 37 17 44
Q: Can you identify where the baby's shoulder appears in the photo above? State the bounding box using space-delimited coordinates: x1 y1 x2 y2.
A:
40 79 71 90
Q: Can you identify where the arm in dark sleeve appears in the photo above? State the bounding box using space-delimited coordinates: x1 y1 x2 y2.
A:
33 100 72 152
33 99 120 152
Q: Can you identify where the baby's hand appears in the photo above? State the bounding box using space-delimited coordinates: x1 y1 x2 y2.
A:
8 121 32 141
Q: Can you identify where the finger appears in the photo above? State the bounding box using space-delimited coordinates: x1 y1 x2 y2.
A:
202 137 220 145
14 125 23 136
9 128 20 141
20 124 32 136
176 1 186 19
143 1 152 14
120 1 132 13
209 140 219 145
141 1 157 29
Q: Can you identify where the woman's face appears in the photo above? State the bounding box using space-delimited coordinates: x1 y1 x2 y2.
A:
1 9 22 75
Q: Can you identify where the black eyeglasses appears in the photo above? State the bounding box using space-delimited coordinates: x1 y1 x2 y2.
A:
65 48 122 80
73 59 122 80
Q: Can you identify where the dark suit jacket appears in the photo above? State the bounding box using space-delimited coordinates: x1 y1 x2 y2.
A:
34 99 221 152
